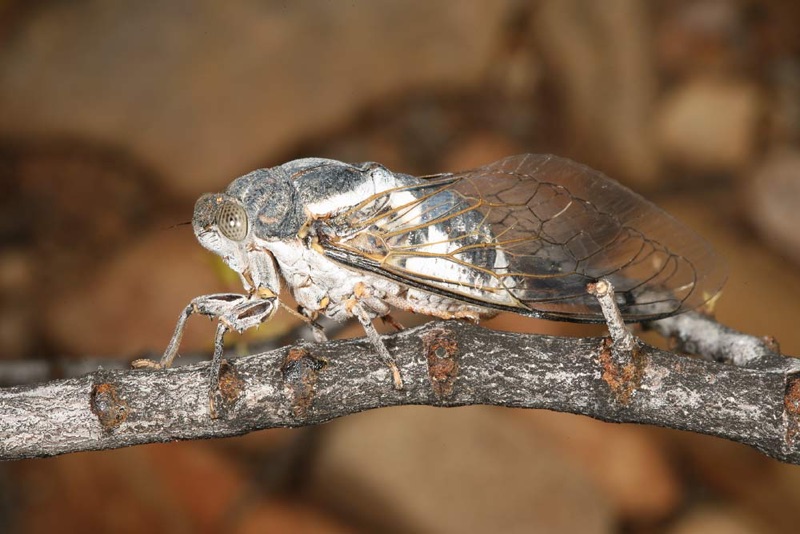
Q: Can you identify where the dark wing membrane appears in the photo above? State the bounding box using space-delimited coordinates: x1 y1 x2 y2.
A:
319 154 727 322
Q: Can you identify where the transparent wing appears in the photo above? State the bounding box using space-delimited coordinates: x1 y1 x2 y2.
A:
317 154 727 322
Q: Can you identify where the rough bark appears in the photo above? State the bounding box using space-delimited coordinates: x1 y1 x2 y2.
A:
2 318 800 463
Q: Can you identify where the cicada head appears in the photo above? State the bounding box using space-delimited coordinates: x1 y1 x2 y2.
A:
193 190 284 295
192 167 306 293
192 193 253 274
195 167 306 249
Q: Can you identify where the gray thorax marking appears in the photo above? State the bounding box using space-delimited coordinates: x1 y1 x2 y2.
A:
261 239 399 321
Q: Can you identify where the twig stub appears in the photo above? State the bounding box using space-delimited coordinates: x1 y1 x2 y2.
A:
281 347 326 419
90 382 129 431
587 279 638 358
421 326 460 400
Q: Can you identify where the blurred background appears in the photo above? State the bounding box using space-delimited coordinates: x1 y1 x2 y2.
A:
1 0 800 532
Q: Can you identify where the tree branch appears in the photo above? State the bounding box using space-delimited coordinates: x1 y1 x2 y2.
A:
2 319 800 463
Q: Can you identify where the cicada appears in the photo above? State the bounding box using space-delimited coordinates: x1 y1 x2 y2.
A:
134 154 726 409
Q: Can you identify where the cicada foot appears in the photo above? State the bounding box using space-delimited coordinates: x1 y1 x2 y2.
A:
381 313 406 331
131 359 164 370
388 361 404 390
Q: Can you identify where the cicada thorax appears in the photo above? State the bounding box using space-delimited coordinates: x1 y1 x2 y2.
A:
313 173 523 315
252 168 499 323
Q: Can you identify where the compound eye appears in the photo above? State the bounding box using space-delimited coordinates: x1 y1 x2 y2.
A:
215 201 248 241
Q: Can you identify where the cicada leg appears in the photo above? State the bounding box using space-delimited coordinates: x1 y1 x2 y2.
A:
381 313 406 332
353 307 404 390
310 322 328 343
133 293 277 417
275 300 328 343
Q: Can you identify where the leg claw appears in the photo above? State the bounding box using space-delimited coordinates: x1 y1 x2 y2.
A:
131 359 164 370
391 365 405 390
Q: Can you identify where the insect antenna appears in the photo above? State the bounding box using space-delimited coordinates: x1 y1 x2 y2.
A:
162 220 192 231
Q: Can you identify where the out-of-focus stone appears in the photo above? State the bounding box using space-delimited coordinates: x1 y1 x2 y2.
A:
667 503 770 534
216 427 301 455
44 229 232 357
10 441 351 532
0 1 513 199
0 139 170 294
518 410 682 522
768 59 800 145
666 431 799 533
235 500 354 534
747 148 800 267
308 405 612 534
0 306 34 359
0 249 34 293
656 0 746 77
440 132 523 171
11 448 161 532
654 78 762 175
484 310 603 339
144 442 353 533
142 443 247 529
533 0 661 187
10 444 241 532
0 250 36 357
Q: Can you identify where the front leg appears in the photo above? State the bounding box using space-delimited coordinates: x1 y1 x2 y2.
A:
133 293 277 417
133 294 251 370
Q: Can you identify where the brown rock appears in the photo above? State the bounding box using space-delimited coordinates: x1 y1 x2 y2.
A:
0 250 37 358
142 443 247 529
10 450 154 532
747 148 800 267
667 432 798 533
440 132 523 171
44 229 233 357
0 249 34 294
518 410 682 522
235 500 354 534
656 0 746 77
667 503 769 534
9 441 351 533
10 444 233 532
0 2 513 199
308 405 612 533
654 78 762 174
533 0 661 187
